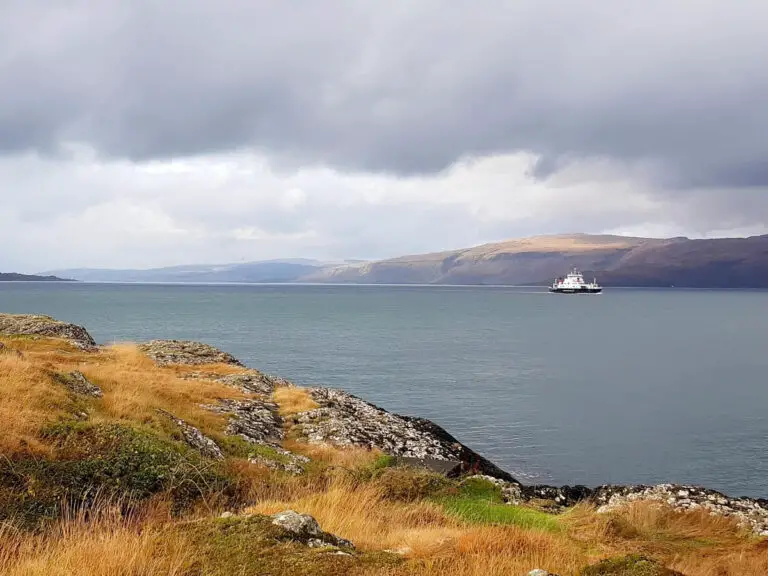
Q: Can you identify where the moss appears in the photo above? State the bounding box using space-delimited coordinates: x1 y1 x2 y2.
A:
180 515 402 576
0 422 236 526
215 435 292 464
579 554 684 576
431 477 561 532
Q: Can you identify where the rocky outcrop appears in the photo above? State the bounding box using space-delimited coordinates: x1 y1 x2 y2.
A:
473 475 768 536
249 449 310 476
203 398 310 474
138 340 244 367
53 371 103 398
183 370 285 395
292 388 519 483
157 408 224 460
0 314 97 350
271 510 354 549
592 484 768 536
204 398 284 446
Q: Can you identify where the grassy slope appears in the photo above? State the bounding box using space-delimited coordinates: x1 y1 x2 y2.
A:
0 336 766 575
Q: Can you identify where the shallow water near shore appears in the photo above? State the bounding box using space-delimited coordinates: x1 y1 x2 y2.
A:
2 282 767 497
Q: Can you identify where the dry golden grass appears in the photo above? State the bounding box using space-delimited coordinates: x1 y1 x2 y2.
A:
0 345 71 455
82 344 245 432
246 475 458 553
0 505 190 576
272 386 319 416
0 338 249 451
2 335 767 576
284 439 383 469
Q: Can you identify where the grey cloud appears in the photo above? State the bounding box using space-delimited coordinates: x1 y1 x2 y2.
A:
1 1 767 188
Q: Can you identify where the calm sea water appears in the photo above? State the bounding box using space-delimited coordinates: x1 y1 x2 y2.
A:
2 282 766 497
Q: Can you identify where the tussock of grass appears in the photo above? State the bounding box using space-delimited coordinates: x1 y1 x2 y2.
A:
0 503 190 576
433 477 560 532
273 386 319 416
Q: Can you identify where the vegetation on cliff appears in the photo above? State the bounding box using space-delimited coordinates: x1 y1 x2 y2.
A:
0 316 766 575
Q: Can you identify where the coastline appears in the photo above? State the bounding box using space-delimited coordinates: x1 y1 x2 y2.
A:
2 312 765 537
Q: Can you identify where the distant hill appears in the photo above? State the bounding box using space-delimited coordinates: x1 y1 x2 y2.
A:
42 259 336 283
0 272 71 282
43 234 768 288
299 234 768 288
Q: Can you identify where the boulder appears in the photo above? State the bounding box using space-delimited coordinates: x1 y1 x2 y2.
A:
271 510 354 548
0 314 96 350
138 340 244 366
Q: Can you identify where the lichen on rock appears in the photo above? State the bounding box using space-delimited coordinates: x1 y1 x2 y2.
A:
592 483 768 536
53 370 103 398
138 339 244 366
203 398 284 446
271 510 354 549
156 408 224 460
183 370 282 395
0 313 97 350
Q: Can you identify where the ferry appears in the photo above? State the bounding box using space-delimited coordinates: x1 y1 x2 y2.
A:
549 268 602 294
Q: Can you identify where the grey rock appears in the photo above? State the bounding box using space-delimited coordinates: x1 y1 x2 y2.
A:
271 510 354 548
138 340 243 366
249 450 310 476
54 370 103 397
203 398 284 445
0 314 97 350
592 483 768 536
528 570 558 576
157 408 224 460
220 511 235 519
183 370 281 395
292 387 518 483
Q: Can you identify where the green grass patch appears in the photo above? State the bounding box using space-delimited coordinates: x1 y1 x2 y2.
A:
433 477 561 532
0 421 236 526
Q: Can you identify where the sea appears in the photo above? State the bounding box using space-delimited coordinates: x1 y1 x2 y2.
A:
2 282 766 498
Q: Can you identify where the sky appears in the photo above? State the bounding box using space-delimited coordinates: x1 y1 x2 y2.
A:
1 1 767 273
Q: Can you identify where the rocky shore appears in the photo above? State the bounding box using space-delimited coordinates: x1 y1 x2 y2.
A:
4 313 767 538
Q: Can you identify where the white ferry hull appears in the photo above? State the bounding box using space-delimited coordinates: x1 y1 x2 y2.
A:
549 286 602 294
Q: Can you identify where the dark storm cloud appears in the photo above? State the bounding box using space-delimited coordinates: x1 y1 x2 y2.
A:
1 0 767 186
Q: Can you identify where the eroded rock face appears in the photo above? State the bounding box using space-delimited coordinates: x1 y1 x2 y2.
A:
592 484 768 536
138 340 244 367
271 510 354 549
156 408 224 460
0 314 97 350
54 371 103 398
292 388 518 483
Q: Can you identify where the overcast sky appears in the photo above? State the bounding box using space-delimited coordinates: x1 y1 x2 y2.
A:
2 1 767 272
